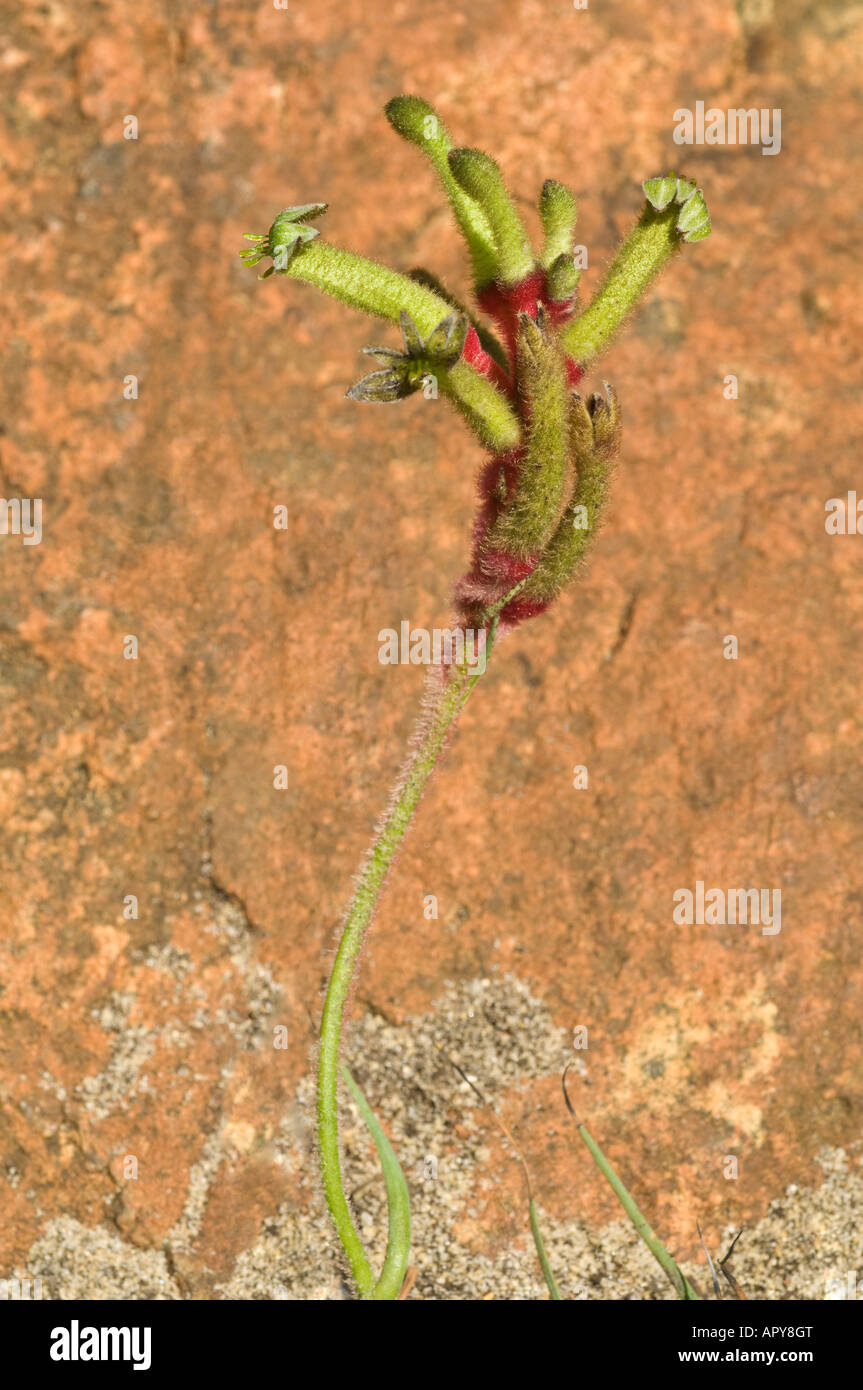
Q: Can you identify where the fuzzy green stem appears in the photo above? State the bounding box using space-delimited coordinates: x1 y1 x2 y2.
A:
560 203 681 367
318 656 489 1297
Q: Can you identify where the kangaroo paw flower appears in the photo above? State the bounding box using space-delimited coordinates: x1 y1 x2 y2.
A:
514 383 621 617
448 147 536 288
241 108 710 638
385 95 498 286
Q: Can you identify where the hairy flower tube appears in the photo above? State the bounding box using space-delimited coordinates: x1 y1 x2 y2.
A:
240 95 711 1300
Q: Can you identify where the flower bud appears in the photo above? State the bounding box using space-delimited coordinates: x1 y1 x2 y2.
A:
385 98 497 286
539 178 578 269
545 252 581 304
346 369 416 403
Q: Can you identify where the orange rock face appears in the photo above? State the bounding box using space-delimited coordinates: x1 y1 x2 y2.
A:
1 0 861 1298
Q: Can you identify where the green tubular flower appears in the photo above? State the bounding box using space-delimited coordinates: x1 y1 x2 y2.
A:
385 96 498 286
447 147 535 286
247 234 454 335
518 384 621 607
561 175 712 367
486 311 570 559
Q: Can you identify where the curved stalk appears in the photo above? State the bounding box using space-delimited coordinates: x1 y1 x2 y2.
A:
317 650 492 1298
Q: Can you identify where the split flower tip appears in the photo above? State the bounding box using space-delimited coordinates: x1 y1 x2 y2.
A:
239 202 329 277
346 305 520 453
642 173 712 243
577 381 621 457
347 309 468 402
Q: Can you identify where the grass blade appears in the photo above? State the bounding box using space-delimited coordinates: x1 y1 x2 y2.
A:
562 1063 699 1300
529 1198 562 1300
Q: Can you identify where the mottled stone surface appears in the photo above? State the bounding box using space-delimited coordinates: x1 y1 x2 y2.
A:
1 0 861 1297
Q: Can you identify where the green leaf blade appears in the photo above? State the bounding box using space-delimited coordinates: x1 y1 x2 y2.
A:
342 1064 411 1302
